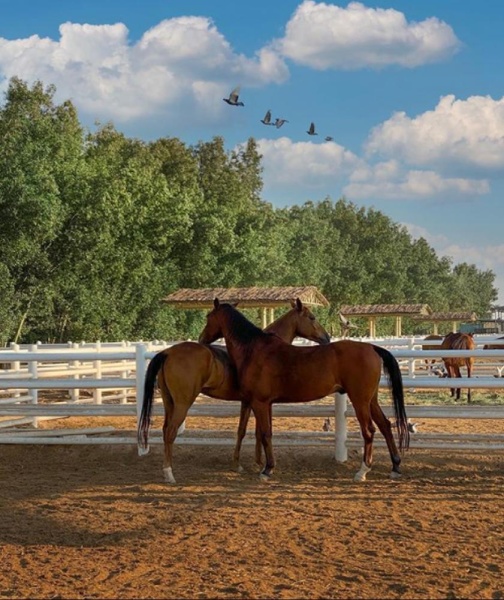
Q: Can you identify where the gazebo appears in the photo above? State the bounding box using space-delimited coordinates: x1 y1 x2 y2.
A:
162 286 330 327
339 304 432 337
412 311 477 334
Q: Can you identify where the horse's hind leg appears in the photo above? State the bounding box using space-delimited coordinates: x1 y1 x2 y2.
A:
162 402 189 484
252 401 275 480
454 365 462 400
233 401 252 472
370 398 402 479
352 402 376 482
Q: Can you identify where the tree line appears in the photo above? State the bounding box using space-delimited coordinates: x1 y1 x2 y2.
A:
0 78 497 344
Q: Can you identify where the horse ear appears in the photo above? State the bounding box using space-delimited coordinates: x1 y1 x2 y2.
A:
232 302 239 308
213 298 220 309
290 299 296 309
295 298 303 311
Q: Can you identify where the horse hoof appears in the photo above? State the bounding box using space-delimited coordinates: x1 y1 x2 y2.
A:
163 467 176 484
236 465 244 473
353 472 367 482
259 472 272 482
390 470 402 480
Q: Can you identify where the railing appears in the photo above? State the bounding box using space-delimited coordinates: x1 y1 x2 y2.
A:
0 338 503 457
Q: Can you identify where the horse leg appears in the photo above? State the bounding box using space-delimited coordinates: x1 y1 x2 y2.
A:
352 403 376 482
446 363 455 397
254 403 272 468
233 401 252 472
454 365 462 400
162 402 189 484
370 398 402 479
252 401 275 480
466 359 472 403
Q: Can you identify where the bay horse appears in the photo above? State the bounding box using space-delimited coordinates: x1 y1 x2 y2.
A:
440 332 475 402
421 334 444 372
137 299 331 483
199 299 409 482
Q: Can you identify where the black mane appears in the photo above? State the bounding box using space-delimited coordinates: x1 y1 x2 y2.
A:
220 303 265 345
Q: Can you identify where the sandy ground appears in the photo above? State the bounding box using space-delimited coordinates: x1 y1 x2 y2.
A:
1 411 503 600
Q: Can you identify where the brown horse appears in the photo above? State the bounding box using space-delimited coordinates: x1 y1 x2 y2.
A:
422 334 444 371
440 332 475 402
199 299 409 482
137 299 331 483
483 336 504 350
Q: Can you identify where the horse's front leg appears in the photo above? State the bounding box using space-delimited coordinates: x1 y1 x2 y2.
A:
252 401 275 480
233 401 252 472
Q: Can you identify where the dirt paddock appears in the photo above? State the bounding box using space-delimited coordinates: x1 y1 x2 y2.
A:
1 415 503 600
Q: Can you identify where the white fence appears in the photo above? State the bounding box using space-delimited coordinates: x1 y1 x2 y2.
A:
0 337 503 458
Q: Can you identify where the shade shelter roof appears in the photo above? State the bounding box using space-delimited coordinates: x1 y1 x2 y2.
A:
162 286 330 327
340 304 432 318
412 311 477 334
339 304 432 337
412 311 477 322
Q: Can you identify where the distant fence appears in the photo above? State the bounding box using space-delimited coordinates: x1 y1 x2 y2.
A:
1 337 503 458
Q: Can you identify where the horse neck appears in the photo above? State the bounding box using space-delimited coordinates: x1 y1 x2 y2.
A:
265 312 296 343
220 309 265 371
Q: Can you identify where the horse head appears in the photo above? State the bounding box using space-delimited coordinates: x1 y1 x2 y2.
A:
288 298 331 345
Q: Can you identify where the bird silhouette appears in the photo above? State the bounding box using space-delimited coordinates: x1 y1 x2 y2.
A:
261 110 274 125
274 118 289 129
307 122 318 135
223 86 244 107
325 136 334 142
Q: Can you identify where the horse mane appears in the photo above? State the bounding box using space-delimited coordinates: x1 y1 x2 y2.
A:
220 303 267 346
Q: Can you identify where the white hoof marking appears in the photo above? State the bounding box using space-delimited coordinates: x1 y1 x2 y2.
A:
354 462 371 482
163 467 176 484
137 445 150 457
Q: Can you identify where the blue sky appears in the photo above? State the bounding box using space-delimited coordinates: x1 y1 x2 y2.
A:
1 1 503 304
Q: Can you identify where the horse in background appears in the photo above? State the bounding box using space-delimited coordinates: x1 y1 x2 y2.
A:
137 298 331 484
483 336 504 378
440 332 475 402
199 299 409 483
421 334 444 372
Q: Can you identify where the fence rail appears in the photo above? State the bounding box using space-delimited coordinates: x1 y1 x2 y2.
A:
1 338 503 458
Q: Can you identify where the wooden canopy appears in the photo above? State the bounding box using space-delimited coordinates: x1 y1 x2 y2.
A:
412 311 477 334
162 286 330 327
339 304 432 337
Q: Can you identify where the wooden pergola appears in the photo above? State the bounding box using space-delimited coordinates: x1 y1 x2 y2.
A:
162 286 330 327
412 311 477 334
339 304 432 337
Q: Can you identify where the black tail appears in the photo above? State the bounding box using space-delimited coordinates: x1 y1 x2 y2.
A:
372 345 410 452
137 350 167 454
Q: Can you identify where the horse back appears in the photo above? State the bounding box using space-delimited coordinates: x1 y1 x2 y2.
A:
238 338 382 403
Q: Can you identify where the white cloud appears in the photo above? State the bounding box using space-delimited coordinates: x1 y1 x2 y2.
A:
344 160 489 200
0 17 288 121
256 136 362 188
277 1 460 70
365 94 504 173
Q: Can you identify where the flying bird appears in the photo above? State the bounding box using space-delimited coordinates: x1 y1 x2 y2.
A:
274 118 289 129
223 86 244 107
261 110 273 125
325 136 334 142
307 122 318 136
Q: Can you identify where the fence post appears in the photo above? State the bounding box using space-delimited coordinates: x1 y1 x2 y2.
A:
11 343 20 401
334 392 348 462
93 341 102 404
29 343 38 428
135 343 147 427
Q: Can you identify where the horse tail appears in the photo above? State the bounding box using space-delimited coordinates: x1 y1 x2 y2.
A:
372 345 410 452
137 350 167 456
